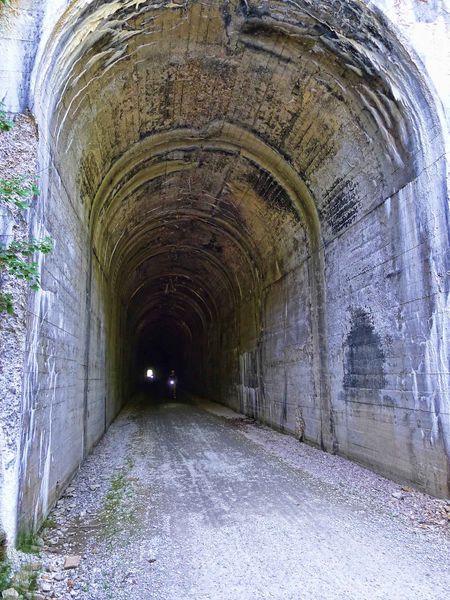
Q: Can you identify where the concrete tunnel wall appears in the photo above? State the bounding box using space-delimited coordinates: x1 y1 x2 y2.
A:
0 0 449 545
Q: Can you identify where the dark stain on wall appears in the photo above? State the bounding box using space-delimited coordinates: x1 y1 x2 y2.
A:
320 177 359 236
245 162 299 219
343 308 386 395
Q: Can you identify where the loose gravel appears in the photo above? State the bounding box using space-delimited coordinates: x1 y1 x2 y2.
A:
10 396 449 600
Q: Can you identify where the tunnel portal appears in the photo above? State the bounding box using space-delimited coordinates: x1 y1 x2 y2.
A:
0 0 448 542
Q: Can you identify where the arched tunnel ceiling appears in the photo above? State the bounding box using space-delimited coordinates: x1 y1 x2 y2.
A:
33 0 439 339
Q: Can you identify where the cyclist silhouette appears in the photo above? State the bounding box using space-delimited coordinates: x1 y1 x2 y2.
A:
167 370 177 399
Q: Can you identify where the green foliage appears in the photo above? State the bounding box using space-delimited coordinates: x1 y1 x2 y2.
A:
0 237 53 289
0 176 39 209
0 559 12 591
16 531 41 555
11 563 38 595
0 560 39 598
0 237 53 315
102 461 135 540
41 516 57 529
105 472 127 513
0 291 13 314
0 100 14 132
0 89 53 315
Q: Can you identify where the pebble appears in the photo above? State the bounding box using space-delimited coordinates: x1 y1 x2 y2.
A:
1 590 19 600
392 492 404 500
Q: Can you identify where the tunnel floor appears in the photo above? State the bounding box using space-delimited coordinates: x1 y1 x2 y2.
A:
36 396 450 600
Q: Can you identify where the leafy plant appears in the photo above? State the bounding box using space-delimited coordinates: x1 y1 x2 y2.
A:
1 76 53 315
0 236 53 315
0 176 39 209
0 559 40 598
12 563 38 594
0 558 12 591
0 100 14 132
0 237 53 285
0 291 13 314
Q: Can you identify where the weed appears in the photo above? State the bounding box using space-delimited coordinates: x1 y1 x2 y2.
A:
41 517 57 530
0 176 38 209
104 473 127 516
102 463 135 539
0 291 13 314
16 531 41 555
10 563 38 596
0 100 13 132
0 559 12 591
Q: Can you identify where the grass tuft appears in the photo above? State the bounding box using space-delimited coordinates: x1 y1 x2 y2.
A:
0 558 12 591
16 531 41 555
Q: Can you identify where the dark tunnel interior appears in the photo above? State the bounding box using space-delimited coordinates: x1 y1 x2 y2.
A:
135 321 188 394
122 153 308 401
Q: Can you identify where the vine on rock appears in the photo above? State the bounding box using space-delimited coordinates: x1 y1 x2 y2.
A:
0 176 39 209
0 103 53 315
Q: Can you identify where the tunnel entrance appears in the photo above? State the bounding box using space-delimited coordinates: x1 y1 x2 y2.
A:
5 0 448 540
115 126 322 418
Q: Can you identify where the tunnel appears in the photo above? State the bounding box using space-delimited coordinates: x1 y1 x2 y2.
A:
0 0 448 542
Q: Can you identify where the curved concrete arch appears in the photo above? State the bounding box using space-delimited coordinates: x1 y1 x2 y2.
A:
32 0 444 166
100 187 265 292
122 244 244 308
89 123 321 243
110 215 258 310
132 293 207 339
128 272 219 329
131 292 207 338
135 314 194 339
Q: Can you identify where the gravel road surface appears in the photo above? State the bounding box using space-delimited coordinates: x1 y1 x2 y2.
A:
35 396 450 600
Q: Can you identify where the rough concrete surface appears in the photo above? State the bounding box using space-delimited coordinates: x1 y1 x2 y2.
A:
33 397 450 600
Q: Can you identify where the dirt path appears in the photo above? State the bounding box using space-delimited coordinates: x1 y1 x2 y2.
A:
36 397 450 600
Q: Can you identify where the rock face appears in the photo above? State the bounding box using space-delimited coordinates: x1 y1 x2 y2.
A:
0 115 39 545
0 0 449 544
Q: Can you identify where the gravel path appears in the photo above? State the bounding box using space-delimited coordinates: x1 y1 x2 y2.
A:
32 396 450 600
